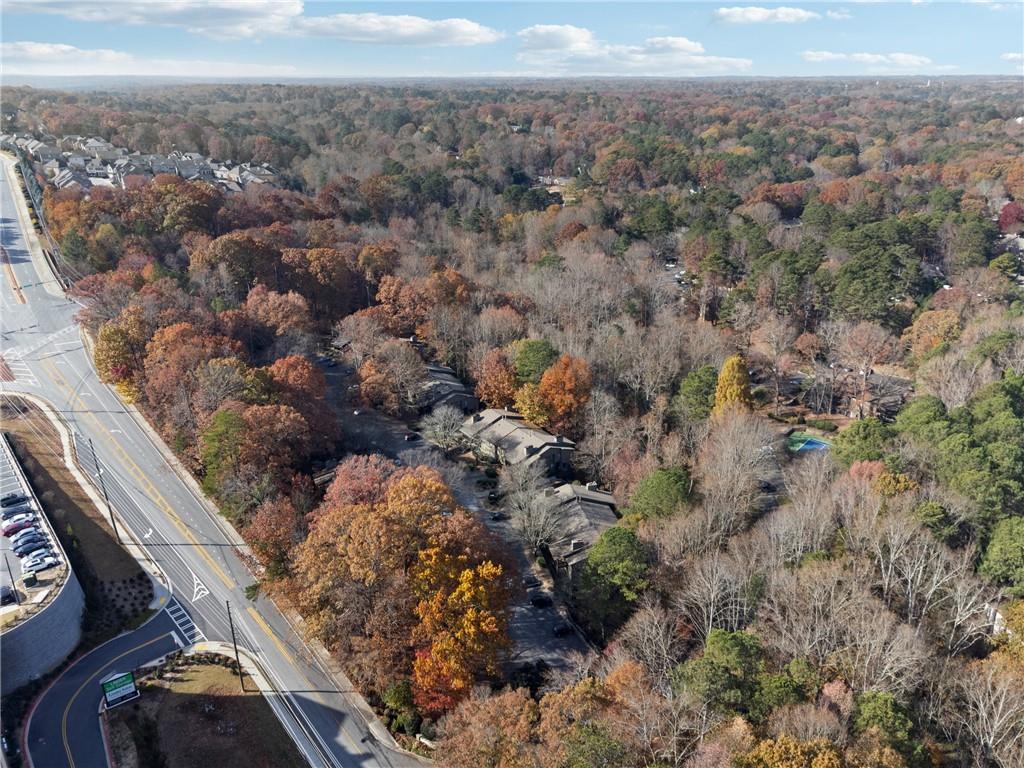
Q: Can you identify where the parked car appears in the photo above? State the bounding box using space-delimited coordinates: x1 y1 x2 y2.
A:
17 546 52 562
9 526 42 545
529 592 553 608
21 554 59 574
0 586 15 605
487 490 502 503
1 504 32 520
2 514 37 536
489 511 508 521
403 432 419 442
1 493 28 508
523 575 541 590
12 535 47 556
552 622 574 637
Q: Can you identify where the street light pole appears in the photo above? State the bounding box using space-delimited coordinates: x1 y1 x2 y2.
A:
226 600 246 692
3 554 20 605
88 438 121 543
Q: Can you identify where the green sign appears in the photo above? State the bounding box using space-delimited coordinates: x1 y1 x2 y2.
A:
101 671 139 708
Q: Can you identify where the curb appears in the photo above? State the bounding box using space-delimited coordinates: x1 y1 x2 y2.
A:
19 608 170 768
9 392 170 594
97 699 115 768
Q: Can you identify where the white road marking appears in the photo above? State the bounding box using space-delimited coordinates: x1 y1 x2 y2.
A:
166 598 206 645
143 527 153 539
191 570 210 603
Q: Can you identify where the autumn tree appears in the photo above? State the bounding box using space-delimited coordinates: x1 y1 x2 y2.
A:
411 552 509 713
474 348 519 409
537 354 592 436
713 355 754 417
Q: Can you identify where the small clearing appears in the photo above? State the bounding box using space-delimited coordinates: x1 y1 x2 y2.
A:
107 655 307 768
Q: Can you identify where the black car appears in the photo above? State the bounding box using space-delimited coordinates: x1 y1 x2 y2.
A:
529 592 553 609
552 622 574 637
403 432 420 442
489 511 508 521
1 493 28 508
1 504 31 521
13 537 48 557
486 490 501 503
0 586 14 606
523 575 541 590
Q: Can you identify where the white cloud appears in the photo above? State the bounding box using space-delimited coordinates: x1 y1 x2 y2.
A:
714 6 821 23
826 9 853 20
3 1 503 45
1001 52 1024 61
1 40 301 77
803 50 930 66
516 25 751 76
291 13 502 45
0 41 131 63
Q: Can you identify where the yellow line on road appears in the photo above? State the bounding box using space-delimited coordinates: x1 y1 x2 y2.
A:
246 606 295 664
40 359 234 589
62 633 172 768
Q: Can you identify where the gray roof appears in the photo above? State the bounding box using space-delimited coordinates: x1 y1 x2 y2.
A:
547 483 618 569
460 409 575 467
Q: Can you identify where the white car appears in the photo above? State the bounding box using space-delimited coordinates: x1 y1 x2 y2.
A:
17 546 53 562
21 554 59 574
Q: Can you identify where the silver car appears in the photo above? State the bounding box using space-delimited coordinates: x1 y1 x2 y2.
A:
21 554 59 574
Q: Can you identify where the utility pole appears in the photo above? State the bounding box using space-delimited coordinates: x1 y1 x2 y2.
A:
226 600 246 692
88 438 121 543
3 554 20 605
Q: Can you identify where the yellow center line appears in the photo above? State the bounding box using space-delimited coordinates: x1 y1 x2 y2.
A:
40 359 233 589
62 633 172 768
246 606 295 664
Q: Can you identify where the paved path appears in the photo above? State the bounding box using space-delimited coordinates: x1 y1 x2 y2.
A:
0 154 422 768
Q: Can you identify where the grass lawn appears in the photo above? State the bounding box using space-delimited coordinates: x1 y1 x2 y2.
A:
108 656 307 768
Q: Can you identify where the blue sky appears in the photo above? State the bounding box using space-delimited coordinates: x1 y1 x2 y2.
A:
1 2 1022 79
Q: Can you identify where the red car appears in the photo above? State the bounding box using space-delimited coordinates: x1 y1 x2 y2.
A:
2 514 37 537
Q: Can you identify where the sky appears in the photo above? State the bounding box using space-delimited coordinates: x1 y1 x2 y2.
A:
1 1 1022 80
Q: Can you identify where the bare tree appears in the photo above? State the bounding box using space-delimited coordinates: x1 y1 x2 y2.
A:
673 552 755 642
918 347 998 409
499 462 563 553
751 312 798 414
942 659 1024 768
767 453 837 566
616 596 686 693
420 404 465 452
334 312 387 367
837 321 898 418
695 409 777 548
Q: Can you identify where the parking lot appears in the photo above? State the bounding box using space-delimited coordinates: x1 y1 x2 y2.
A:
0 430 65 623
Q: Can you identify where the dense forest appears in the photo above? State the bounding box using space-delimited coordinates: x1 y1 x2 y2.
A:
5 78 1024 766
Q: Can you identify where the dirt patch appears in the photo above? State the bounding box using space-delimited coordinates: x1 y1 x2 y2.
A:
108 654 307 768
1 398 152 641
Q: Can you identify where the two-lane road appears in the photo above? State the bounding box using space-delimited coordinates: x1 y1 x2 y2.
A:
0 155 420 768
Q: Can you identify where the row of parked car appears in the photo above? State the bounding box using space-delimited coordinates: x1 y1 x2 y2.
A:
2 492 60 575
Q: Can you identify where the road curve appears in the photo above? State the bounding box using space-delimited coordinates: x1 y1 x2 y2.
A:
25 611 180 768
0 154 423 768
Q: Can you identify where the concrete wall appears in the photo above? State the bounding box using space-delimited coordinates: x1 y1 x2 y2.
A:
1 570 84 695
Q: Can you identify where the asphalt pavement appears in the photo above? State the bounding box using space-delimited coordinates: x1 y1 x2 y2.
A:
0 154 421 768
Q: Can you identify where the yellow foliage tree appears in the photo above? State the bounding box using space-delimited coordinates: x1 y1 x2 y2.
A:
514 382 550 426
734 735 844 768
713 355 754 416
411 550 508 713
